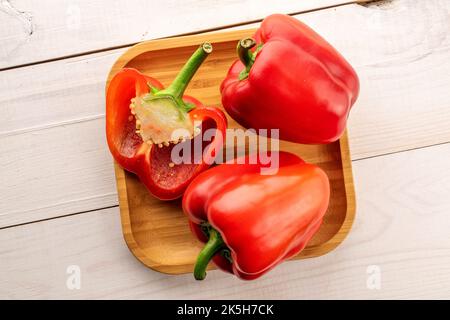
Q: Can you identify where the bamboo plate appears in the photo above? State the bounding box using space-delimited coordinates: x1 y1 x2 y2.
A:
106 29 356 275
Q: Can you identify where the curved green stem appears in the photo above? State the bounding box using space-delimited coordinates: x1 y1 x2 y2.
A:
237 38 256 80
161 42 212 99
194 228 225 280
237 38 256 66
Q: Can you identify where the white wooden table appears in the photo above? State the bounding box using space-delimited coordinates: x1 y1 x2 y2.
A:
1 0 449 299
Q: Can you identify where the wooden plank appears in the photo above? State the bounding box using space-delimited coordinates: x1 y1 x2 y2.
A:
0 0 362 69
0 118 117 227
1 142 450 299
1 0 449 227
346 0 450 158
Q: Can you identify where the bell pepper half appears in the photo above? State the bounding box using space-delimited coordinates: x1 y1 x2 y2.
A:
106 43 227 200
221 14 359 144
182 151 330 280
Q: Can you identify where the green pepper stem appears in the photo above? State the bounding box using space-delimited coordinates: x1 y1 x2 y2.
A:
194 228 225 280
237 38 257 80
162 42 212 99
237 38 256 67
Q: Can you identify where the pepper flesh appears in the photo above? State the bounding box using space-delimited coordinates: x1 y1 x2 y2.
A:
106 44 227 200
182 151 330 280
220 14 359 144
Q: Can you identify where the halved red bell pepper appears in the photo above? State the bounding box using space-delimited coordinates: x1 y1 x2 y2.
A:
106 43 227 200
221 14 359 144
182 151 330 280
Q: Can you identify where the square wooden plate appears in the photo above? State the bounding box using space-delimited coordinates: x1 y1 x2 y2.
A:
106 29 356 275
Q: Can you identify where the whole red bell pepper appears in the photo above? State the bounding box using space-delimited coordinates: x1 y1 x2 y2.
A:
220 14 359 144
106 43 227 200
182 151 330 280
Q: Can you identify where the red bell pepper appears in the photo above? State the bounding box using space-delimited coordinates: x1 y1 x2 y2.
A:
220 14 359 144
182 151 330 280
106 43 227 200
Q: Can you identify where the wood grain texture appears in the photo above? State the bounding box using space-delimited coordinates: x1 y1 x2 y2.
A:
1 0 449 228
1 142 450 299
109 29 356 273
0 0 366 69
